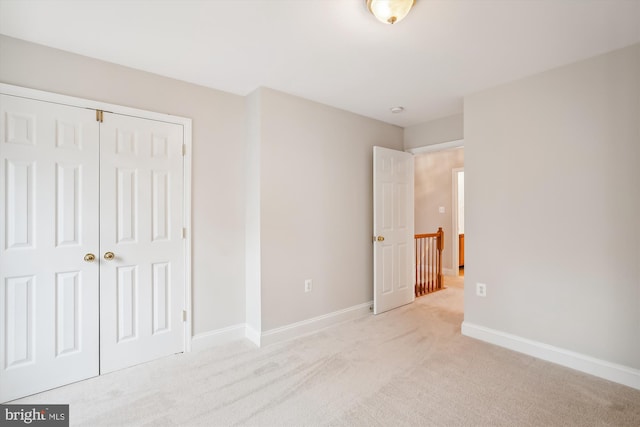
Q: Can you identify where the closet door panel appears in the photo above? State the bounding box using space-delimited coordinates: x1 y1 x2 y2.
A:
99 113 184 374
0 94 100 403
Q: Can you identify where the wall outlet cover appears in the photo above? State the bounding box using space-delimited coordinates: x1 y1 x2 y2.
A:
476 283 487 297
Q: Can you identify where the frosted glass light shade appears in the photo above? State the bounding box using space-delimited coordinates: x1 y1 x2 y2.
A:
366 0 415 24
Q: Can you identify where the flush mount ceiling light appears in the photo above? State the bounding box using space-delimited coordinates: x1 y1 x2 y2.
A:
367 0 416 25
390 106 405 113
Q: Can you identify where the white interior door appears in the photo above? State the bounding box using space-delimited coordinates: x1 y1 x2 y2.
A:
373 146 414 314
0 95 100 402
99 112 185 374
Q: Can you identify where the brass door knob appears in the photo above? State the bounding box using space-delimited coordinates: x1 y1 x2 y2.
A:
84 253 96 262
104 252 115 260
376 236 385 242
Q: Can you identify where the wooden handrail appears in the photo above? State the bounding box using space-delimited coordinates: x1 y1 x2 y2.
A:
415 232 438 239
415 227 444 244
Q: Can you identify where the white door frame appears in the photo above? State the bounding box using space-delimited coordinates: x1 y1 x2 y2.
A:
406 139 464 155
0 83 194 352
406 139 465 277
452 167 464 273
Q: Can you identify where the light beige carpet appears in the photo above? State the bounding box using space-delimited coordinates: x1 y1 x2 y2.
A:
13 276 640 426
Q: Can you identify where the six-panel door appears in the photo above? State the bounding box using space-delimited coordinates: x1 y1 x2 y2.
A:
0 95 100 402
99 112 184 374
373 146 415 314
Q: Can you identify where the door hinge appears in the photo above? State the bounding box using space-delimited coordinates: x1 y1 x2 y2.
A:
96 110 104 123
182 145 186 156
182 227 186 239
182 310 187 322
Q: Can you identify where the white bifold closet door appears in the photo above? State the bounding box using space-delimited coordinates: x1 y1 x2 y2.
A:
0 94 185 402
99 112 184 374
0 94 100 402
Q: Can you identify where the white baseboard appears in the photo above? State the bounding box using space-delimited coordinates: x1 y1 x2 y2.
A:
190 323 246 352
260 301 373 347
191 302 373 351
461 322 640 391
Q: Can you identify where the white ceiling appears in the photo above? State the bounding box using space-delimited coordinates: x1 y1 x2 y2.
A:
1 0 639 127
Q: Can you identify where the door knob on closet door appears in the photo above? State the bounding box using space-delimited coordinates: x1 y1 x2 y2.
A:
104 252 115 260
376 236 385 242
84 253 96 262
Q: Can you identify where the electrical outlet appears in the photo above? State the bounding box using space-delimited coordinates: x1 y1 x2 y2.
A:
305 279 313 293
476 283 487 297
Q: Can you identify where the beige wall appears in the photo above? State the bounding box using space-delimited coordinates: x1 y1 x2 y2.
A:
251 88 404 331
464 43 640 369
414 149 464 272
0 35 404 338
0 35 247 335
404 113 463 150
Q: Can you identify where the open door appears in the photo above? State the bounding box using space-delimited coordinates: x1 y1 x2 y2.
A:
373 146 414 314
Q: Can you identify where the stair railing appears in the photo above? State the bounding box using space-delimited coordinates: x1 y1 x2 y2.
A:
414 227 444 296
